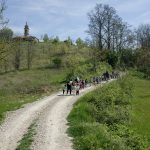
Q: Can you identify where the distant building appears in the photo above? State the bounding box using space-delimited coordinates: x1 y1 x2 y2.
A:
13 22 39 42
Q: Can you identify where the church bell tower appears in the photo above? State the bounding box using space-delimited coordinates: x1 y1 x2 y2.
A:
24 22 29 36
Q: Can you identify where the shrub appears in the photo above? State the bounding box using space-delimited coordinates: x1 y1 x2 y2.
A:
52 58 62 68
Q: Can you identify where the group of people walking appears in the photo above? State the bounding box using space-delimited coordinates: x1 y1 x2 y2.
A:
92 71 119 84
62 71 119 95
63 79 87 96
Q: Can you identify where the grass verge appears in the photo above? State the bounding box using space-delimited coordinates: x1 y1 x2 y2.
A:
67 75 150 150
130 73 150 138
16 122 36 150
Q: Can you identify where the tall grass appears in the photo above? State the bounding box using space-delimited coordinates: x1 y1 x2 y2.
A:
130 72 150 139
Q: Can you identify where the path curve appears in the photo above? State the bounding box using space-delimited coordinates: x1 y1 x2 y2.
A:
0 93 59 150
31 86 95 150
0 81 111 150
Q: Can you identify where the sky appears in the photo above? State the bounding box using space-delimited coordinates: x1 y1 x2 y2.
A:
4 0 150 41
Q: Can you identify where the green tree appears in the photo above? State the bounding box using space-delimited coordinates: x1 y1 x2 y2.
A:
52 57 62 68
43 34 49 42
136 48 150 76
52 36 60 44
76 38 85 49
64 36 73 47
0 27 13 42
107 51 118 69
64 54 85 79
119 49 135 69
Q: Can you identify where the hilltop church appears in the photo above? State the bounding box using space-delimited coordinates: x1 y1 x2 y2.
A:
13 22 39 42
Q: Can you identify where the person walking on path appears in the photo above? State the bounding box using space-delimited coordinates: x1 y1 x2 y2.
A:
105 71 110 81
67 82 72 95
75 83 80 95
72 82 76 95
62 84 67 95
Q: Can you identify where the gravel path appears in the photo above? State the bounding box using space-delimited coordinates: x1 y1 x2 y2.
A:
31 86 95 150
0 93 59 150
0 81 110 150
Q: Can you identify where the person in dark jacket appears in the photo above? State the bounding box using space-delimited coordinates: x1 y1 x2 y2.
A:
67 82 72 95
105 71 110 81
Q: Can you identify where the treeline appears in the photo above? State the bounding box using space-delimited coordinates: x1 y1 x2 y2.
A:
0 27 111 81
0 1 150 77
0 37 89 71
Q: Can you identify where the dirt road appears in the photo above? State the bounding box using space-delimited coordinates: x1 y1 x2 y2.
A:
0 81 110 150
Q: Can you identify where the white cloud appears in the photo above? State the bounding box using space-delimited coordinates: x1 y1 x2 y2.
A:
6 0 150 40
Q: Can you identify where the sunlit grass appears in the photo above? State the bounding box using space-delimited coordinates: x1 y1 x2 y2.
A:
131 77 150 138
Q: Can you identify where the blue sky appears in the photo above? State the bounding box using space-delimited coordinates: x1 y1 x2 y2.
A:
4 0 150 41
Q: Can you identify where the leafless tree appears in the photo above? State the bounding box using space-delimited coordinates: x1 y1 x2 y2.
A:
13 41 21 70
27 41 35 70
87 4 105 50
136 24 150 48
0 0 8 28
87 4 133 51
0 0 9 71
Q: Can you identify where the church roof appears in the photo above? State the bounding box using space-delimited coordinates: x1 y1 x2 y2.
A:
13 35 39 42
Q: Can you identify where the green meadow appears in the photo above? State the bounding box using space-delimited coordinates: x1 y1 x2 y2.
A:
131 75 150 139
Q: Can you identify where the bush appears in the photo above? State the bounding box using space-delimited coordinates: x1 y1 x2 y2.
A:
107 51 118 69
52 58 62 68
110 124 150 150
68 102 96 126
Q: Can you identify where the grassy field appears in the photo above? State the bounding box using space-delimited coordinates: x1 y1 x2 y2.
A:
0 68 67 123
130 75 150 139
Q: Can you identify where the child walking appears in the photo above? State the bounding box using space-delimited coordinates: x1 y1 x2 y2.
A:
75 83 80 95
62 84 67 95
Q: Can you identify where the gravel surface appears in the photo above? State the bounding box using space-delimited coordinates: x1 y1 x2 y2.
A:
0 93 59 150
31 86 95 150
0 81 111 150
